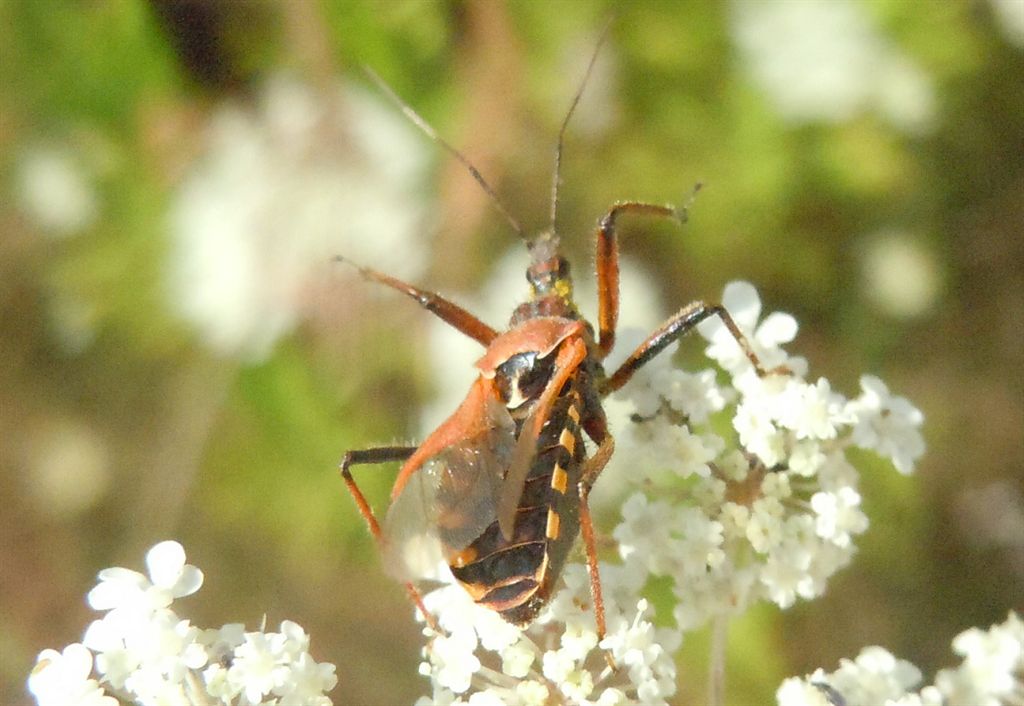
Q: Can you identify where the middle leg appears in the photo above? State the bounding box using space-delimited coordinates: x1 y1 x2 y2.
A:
577 434 616 642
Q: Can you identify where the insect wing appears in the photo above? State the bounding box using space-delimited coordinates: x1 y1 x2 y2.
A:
382 395 516 581
381 460 446 582
496 402 543 539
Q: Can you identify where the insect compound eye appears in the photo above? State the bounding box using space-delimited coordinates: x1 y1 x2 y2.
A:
495 350 555 409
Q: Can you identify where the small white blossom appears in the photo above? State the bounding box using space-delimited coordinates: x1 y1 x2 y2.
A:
811 487 868 548
846 375 925 474
515 679 550 705
600 600 679 702
761 539 815 608
560 621 600 662
614 494 681 573
776 677 839 706
657 367 731 423
28 644 116 706
275 651 338 706
788 441 827 478
428 632 482 694
500 640 536 679
746 496 786 554
697 281 800 375
671 508 726 577
778 378 851 440
228 631 293 703
87 540 203 619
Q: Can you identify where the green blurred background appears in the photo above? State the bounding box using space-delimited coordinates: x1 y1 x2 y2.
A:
2 1 1022 704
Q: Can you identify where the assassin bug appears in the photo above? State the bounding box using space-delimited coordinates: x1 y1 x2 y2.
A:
339 32 770 641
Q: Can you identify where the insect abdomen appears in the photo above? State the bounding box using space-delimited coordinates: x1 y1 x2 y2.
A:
448 383 585 623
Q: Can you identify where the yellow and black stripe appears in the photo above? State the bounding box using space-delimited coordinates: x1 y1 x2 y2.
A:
446 376 587 623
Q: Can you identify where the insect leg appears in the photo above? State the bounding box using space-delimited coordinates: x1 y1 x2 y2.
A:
339 445 441 632
577 434 616 644
337 257 498 346
340 446 416 537
594 201 681 359
600 299 771 395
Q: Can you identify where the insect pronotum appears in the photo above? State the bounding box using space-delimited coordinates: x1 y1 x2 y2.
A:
339 27 770 640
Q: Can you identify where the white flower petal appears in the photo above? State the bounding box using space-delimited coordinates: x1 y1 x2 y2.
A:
145 541 187 589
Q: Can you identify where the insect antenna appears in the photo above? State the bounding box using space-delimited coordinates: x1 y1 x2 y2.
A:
548 18 615 237
363 66 526 240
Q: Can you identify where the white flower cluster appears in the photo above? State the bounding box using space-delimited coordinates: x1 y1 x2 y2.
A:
611 281 924 629
414 564 679 706
167 75 429 361
777 612 1024 706
412 281 924 703
28 541 337 706
730 0 935 133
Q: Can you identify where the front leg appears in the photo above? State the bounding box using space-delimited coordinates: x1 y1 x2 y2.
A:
601 300 773 395
594 201 681 359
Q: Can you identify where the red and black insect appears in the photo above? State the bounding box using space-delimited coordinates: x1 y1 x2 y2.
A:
339 36 768 640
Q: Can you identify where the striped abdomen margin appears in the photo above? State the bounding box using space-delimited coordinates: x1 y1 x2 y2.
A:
447 375 586 625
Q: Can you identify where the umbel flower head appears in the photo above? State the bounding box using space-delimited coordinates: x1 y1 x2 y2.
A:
613 282 926 629
414 563 679 705
28 541 337 706
777 612 1024 706
410 281 927 704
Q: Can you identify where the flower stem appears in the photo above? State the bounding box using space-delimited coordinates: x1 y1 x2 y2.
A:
708 613 729 706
